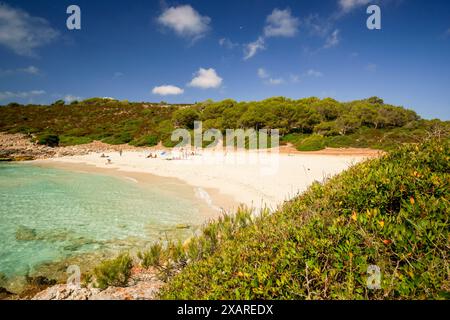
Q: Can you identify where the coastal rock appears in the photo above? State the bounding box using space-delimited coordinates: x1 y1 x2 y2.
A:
15 226 38 241
32 268 163 300
32 284 100 300
26 275 57 287
0 287 14 300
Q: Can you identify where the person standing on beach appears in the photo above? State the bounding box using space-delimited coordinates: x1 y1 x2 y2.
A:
119 149 122 157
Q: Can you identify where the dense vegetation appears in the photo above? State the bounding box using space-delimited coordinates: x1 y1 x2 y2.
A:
93 253 133 290
1 97 448 151
149 138 448 299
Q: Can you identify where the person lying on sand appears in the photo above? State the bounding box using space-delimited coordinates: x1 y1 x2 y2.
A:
106 159 112 165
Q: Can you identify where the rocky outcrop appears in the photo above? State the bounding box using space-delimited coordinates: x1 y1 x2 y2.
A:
32 268 163 300
0 132 157 161
0 133 59 160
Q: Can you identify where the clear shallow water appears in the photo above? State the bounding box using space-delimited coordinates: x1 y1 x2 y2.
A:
0 163 204 280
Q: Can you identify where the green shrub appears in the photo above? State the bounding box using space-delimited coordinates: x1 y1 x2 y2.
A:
297 135 325 151
160 139 450 299
130 135 159 147
36 134 60 147
102 132 133 145
93 253 133 289
139 243 163 268
59 136 93 146
325 135 354 148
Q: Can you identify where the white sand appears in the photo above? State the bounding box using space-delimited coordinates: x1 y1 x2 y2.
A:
45 150 370 212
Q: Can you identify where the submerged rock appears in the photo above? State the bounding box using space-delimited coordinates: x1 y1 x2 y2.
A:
32 268 163 300
175 223 190 229
0 287 14 300
15 226 38 241
26 275 57 287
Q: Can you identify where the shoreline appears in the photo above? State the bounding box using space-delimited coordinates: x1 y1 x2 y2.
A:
32 159 239 219
0 133 382 299
40 149 374 212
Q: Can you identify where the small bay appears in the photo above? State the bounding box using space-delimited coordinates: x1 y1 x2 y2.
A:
0 162 206 285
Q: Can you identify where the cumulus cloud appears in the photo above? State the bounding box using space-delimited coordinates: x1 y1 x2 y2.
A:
324 29 340 48
243 8 299 60
64 94 82 103
338 0 371 12
188 68 223 89
306 69 323 77
243 37 265 60
257 68 287 85
257 68 269 79
219 37 238 49
152 85 184 96
304 14 333 37
0 4 59 56
268 78 284 85
0 90 45 101
264 8 299 37
157 5 210 39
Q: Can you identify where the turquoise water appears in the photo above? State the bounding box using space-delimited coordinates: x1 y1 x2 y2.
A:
0 163 204 280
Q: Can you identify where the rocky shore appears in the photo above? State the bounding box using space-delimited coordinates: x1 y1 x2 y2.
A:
0 132 146 161
31 267 163 300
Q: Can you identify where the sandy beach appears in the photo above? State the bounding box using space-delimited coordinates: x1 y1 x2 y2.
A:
39 149 377 213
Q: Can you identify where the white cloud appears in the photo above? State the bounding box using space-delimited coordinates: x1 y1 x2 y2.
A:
257 68 269 79
243 37 265 60
0 65 40 76
264 8 299 38
20 66 39 74
304 14 332 37
0 4 59 56
267 78 284 85
0 90 45 101
338 0 371 12
152 85 184 96
306 69 323 77
157 5 210 39
219 38 238 49
188 68 223 89
324 29 340 48
64 95 82 103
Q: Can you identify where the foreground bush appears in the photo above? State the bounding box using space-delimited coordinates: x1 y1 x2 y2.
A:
93 253 133 289
160 139 449 299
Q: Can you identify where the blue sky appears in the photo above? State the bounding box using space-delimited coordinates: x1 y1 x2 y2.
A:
0 0 449 119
